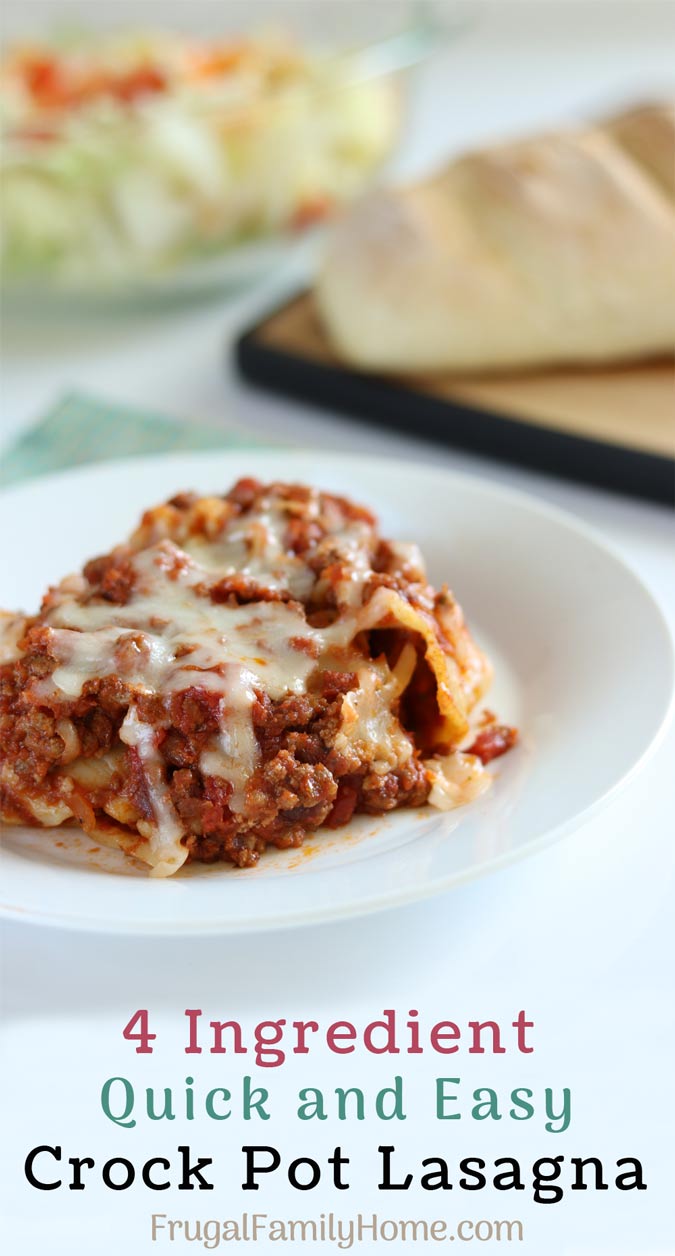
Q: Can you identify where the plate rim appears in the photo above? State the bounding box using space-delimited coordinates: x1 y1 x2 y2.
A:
1 449 673 935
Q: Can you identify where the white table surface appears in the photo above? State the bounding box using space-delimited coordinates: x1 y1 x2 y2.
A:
2 6 674 1253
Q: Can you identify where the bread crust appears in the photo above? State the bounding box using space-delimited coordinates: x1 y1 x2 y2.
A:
316 104 675 373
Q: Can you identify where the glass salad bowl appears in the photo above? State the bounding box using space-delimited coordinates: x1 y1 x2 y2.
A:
0 1 455 303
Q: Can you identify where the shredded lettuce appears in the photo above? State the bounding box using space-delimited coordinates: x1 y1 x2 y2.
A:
1 32 398 286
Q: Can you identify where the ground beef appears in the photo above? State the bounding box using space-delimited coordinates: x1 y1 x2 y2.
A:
168 679 432 868
76 706 118 758
261 749 337 813
326 778 361 827
83 552 136 604
285 516 324 554
123 748 154 821
208 576 293 605
361 758 429 813
6 709 65 781
170 687 222 735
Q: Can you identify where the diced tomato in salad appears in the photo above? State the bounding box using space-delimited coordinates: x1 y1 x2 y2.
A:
184 44 248 79
20 54 167 109
290 195 334 231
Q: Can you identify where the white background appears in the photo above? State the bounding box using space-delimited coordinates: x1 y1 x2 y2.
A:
2 3 675 1253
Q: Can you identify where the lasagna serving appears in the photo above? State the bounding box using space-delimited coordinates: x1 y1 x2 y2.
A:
0 480 516 876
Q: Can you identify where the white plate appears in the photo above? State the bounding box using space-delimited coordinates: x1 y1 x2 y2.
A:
0 451 672 934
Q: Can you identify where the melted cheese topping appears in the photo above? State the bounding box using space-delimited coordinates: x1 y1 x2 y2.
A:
425 751 491 810
175 490 376 609
35 524 409 865
199 665 260 813
119 706 187 875
45 542 324 692
183 510 316 601
39 541 332 850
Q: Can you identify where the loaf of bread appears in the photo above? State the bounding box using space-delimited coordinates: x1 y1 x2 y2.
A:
316 103 675 373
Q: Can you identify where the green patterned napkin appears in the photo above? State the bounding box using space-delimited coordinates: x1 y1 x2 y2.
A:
0 391 264 489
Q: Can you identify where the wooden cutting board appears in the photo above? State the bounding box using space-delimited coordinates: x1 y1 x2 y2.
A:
235 290 675 504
